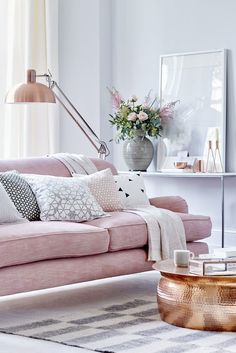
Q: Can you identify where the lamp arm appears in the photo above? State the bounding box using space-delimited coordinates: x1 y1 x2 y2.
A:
53 91 99 153
53 82 100 141
40 73 110 159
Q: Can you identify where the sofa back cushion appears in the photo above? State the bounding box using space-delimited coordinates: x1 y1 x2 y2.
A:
0 221 109 268
0 156 118 176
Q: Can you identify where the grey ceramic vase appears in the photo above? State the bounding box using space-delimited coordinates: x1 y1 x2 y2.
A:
123 132 154 171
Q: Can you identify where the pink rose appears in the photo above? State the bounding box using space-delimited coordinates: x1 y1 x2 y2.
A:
138 112 148 121
127 112 137 121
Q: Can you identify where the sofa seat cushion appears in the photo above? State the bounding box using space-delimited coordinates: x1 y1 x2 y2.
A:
85 211 147 251
177 213 212 242
86 211 212 252
0 222 109 268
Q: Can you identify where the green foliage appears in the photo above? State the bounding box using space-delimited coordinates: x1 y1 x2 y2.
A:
109 98 162 142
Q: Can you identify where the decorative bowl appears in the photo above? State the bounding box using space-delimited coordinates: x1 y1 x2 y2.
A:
174 162 187 169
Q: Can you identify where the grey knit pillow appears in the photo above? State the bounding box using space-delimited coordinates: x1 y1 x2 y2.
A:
0 171 40 221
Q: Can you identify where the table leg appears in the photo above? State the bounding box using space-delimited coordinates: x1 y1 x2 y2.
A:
221 176 225 248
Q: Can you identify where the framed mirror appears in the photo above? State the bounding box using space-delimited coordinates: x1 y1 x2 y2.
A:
158 49 227 173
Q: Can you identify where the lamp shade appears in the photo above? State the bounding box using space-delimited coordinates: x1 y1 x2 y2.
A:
5 69 56 103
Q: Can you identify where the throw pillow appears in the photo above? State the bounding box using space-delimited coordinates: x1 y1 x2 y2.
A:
0 183 28 224
73 168 123 212
114 173 150 208
0 171 40 221
23 174 106 222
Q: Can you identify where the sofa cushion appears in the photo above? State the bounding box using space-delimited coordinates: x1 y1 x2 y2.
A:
86 211 211 251
86 211 148 251
0 222 109 268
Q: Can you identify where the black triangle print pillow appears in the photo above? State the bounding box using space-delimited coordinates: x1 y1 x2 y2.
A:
114 173 150 208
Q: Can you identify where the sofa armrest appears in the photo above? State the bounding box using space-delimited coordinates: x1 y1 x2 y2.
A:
149 196 189 213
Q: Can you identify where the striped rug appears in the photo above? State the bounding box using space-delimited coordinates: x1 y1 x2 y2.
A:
0 294 236 353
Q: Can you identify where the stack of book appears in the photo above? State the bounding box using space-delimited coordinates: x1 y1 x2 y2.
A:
189 248 236 276
213 247 236 258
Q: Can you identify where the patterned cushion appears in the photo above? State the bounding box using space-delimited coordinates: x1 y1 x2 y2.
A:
0 171 40 221
23 174 106 222
0 183 28 224
73 168 123 212
114 173 150 208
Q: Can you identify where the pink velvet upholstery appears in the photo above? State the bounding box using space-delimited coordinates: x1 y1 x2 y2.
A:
187 241 209 255
177 213 212 242
0 249 153 296
0 155 212 296
86 212 147 251
0 212 211 272
90 158 117 174
0 157 70 176
0 156 117 176
0 243 209 296
0 222 109 268
149 196 188 213
86 211 211 251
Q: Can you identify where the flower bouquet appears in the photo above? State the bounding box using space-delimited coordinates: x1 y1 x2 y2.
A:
108 88 177 142
108 88 178 171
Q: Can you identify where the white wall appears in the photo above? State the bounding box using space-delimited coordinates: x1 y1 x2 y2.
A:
112 0 236 172
111 0 236 247
59 0 113 158
59 0 236 247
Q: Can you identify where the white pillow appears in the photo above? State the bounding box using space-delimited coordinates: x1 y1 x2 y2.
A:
73 168 123 212
23 174 106 222
0 183 28 224
114 173 150 208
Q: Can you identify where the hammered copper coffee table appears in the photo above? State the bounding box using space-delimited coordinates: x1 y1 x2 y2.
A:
153 259 236 331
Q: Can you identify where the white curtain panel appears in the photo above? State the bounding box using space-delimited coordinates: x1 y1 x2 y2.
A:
1 0 59 159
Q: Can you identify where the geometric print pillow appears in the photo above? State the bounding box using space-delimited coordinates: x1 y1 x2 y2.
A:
114 173 150 209
0 171 40 221
23 174 106 222
0 183 29 224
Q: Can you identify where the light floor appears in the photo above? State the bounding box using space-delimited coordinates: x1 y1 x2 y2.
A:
0 271 158 353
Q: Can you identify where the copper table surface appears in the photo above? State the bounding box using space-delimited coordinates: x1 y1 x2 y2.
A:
153 260 236 331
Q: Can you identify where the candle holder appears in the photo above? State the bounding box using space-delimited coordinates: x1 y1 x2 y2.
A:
214 140 223 172
205 140 217 172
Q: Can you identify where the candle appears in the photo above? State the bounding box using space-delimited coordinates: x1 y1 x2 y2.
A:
215 128 219 142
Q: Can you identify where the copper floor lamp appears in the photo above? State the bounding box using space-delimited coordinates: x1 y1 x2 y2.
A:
5 69 110 159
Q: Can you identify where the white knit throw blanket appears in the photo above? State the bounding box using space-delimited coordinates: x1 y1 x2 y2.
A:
125 205 186 261
52 153 97 175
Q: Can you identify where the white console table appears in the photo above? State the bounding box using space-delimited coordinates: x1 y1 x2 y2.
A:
119 171 236 248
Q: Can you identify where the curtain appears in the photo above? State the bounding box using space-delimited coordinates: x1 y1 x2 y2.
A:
0 0 59 159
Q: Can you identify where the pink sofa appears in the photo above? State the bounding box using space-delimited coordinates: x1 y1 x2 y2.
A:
0 157 211 296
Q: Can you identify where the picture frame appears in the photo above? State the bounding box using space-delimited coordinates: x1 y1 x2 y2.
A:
158 49 227 172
